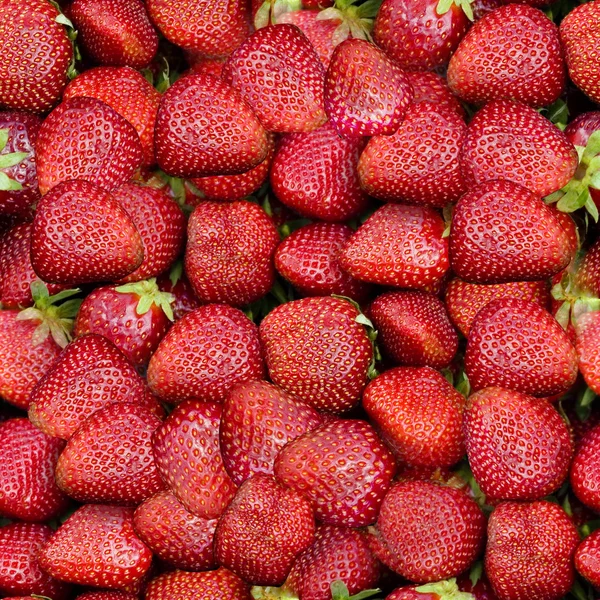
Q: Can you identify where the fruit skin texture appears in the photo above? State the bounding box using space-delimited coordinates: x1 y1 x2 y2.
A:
575 529 600 589
570 421 600 513
575 310 600 395
447 4 564 107
485 501 580 600
259 296 373 414
464 388 572 502
369 480 486 583
147 304 265 403
465 298 578 397
363 367 465 469
407 70 465 118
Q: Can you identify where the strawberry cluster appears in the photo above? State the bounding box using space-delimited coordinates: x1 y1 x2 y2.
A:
0 0 600 599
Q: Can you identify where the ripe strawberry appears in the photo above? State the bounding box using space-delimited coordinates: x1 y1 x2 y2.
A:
575 529 600 589
152 400 238 518
450 180 576 283
386 580 480 600
185 200 279 306
0 0 72 113
222 24 327 133
187 54 228 77
36 97 143 195
485 501 579 600
144 569 251 600
133 489 218 571
357 102 467 206
38 504 153 593
270 121 369 222
363 367 466 469
406 71 465 118
560 0 600 105
369 292 458 369
447 4 564 107
155 73 269 178
570 421 600 513
147 304 265 403
156 269 201 321
464 387 572 502
369 480 485 583
465 297 578 396
574 237 600 297
459 99 578 198
575 311 600 395
74 593 139 600
70 0 158 68
259 296 373 413
339 203 450 293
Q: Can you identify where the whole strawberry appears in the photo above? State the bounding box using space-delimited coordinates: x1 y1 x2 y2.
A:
144 569 251 600
575 529 600 589
570 421 600 513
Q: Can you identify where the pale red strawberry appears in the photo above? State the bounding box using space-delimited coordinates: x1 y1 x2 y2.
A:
133 489 218 571
570 421 600 513
144 569 251 600
406 70 465 118
339 203 450 293
222 24 327 133
575 529 600 589
575 311 600 395
147 304 265 403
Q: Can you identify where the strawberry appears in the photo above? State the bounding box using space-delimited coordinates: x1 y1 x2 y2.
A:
133 489 218 571
155 73 269 178
156 269 201 321
36 97 143 195
144 569 251 600
357 102 466 206
574 237 600 297
386 580 479 600
152 400 238 518
450 180 576 283
570 421 600 513
559 0 600 105
406 71 465 118
447 4 564 107
187 54 228 77
459 99 578 198
0 418 69 521
368 291 458 369
222 24 327 133
259 296 373 413
369 480 485 583
0 0 72 113
28 333 162 440
464 387 572 502
363 367 466 469
220 379 323 486
575 529 600 589
274 222 371 301
38 504 153 593
465 297 578 397
339 203 450 293
270 121 369 222
147 304 265 403
75 594 139 600
70 0 158 68
485 501 579 600
184 200 280 306
575 311 600 395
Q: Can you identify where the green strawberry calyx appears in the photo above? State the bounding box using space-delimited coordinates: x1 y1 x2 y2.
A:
250 581 382 600
49 0 82 79
16 280 82 348
551 270 600 331
115 278 176 322
0 128 30 191
318 0 384 44
330 581 383 600
415 578 476 599
250 586 298 600
255 0 302 29
436 0 474 21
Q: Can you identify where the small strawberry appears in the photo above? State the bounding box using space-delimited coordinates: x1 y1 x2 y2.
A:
570 421 600 513
575 311 600 395
156 268 201 321
575 529 600 589
407 71 465 118
574 237 600 297
386 580 478 600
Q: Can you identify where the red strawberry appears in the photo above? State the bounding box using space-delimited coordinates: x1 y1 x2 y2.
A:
363 367 466 469
0 0 72 113
575 311 600 395
459 99 578 198
450 180 576 283
75 594 139 600
156 269 201 321
339 203 450 293
485 501 579 600
222 24 326 133
447 4 565 107
147 304 265 403
133 489 218 571
259 296 373 413
184 200 280 306
386 580 481 600
570 421 600 513
152 400 238 518
70 0 158 68
406 71 465 118
38 504 153 593
574 237 600 297
575 529 600 589
270 121 369 222
155 73 269 178
465 297 578 396
187 54 227 77
357 102 467 206
36 97 143 195
144 569 251 600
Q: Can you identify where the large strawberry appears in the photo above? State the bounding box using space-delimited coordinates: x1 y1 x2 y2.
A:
570 421 600 513
144 569 251 600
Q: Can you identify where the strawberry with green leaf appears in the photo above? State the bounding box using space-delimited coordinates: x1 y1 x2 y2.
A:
144 569 251 600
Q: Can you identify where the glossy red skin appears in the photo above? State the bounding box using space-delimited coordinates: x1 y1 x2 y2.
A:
156 272 201 321
144 569 251 600
74 285 171 366
152 400 238 519
0 522 71 599
406 70 465 118
571 422 600 513
575 237 600 297
456 573 500 599
147 304 265 403
75 593 139 600
576 311 600 395
465 297 578 397
134 489 218 571
575 529 600 589
363 367 465 469
0 0 72 113
373 0 469 70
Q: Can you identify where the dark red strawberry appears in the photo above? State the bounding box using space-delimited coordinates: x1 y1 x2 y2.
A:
156 268 201 321
406 71 465 118
485 501 579 600
575 310 600 395
465 297 578 396
570 421 600 513
147 304 265 403
574 237 600 298
363 367 465 469
144 569 251 600
575 529 600 589
386 580 481 600
74 593 139 600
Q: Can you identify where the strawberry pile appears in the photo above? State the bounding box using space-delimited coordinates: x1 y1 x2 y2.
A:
1 0 600 599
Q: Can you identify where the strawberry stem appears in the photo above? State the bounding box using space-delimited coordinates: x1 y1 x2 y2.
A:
415 578 476 599
114 278 176 321
319 0 384 43
331 580 383 600
250 586 298 600
436 0 474 21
